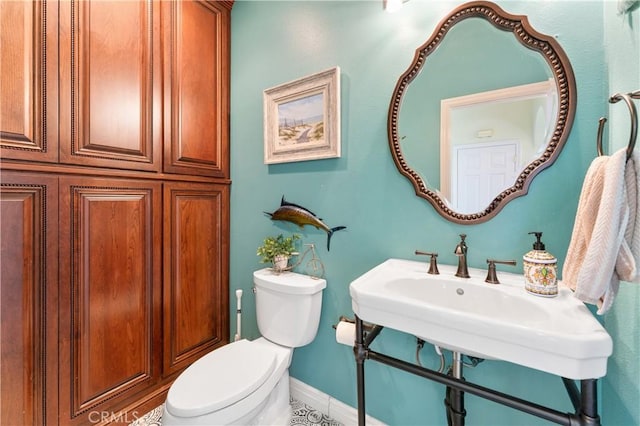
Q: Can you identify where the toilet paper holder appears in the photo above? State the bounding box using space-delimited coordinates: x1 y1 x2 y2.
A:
333 315 376 333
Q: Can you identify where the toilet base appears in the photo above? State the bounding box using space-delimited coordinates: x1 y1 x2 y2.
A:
249 371 292 425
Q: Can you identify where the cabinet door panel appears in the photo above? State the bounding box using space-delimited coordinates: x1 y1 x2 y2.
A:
0 0 58 162
163 1 230 178
163 182 229 375
59 0 161 171
0 172 58 424
59 178 161 424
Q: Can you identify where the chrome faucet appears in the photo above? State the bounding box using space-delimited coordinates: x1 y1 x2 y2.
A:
454 234 470 278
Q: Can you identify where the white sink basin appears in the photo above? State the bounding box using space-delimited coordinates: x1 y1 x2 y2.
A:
349 258 612 380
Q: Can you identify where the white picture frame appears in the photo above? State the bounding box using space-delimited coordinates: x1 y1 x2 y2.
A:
263 67 341 164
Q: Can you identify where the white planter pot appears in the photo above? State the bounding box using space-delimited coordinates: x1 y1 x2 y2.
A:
273 255 289 271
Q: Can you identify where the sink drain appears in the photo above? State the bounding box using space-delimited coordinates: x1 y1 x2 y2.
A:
456 288 464 295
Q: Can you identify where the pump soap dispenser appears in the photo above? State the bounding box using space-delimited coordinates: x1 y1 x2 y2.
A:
523 232 558 297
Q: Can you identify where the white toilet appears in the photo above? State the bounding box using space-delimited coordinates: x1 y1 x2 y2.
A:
162 268 326 425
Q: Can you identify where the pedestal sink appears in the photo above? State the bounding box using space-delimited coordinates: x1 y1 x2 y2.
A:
349 258 612 380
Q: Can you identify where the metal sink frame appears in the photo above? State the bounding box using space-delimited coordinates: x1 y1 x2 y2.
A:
353 317 602 426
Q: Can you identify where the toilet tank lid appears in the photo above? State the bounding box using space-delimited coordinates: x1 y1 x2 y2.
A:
166 339 277 417
253 269 327 294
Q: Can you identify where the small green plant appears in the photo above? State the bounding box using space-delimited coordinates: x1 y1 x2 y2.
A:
256 234 301 264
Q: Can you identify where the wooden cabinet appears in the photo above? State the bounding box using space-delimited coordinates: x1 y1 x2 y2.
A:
1 0 231 177
0 1 58 163
163 182 230 376
58 0 162 172
58 177 162 424
0 172 59 425
0 1 232 424
162 1 230 178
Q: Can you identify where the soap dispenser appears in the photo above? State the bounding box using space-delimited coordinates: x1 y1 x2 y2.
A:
523 232 558 297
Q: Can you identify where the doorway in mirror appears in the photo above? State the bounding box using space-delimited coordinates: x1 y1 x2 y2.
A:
451 141 518 214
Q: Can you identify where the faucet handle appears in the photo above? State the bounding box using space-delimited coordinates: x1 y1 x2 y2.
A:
485 259 517 284
415 250 440 275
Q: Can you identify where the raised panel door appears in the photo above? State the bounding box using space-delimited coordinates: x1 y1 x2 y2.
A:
58 177 162 424
163 0 230 178
59 0 161 171
0 172 59 424
163 182 229 375
0 0 58 162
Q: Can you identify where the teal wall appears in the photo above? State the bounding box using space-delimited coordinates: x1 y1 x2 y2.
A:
230 1 638 425
602 1 640 425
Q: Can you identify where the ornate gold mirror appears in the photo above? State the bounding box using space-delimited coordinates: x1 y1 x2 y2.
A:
388 1 576 224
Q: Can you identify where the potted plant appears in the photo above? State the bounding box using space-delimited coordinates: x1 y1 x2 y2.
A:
256 234 301 271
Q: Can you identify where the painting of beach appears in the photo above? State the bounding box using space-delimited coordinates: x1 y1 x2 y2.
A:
263 66 340 164
277 93 325 147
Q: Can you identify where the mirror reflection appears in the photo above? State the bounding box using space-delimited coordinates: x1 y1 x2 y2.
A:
388 1 576 223
439 79 558 213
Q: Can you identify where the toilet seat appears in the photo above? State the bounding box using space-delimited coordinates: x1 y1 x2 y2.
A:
166 339 278 418
164 338 293 424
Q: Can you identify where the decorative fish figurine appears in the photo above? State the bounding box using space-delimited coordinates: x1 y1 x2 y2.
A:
265 196 346 251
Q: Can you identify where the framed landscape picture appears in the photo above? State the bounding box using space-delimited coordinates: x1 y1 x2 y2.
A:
263 67 341 164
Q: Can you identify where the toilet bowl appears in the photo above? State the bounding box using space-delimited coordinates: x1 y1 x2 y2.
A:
163 269 326 425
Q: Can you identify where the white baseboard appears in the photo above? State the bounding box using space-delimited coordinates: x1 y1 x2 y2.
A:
289 377 385 425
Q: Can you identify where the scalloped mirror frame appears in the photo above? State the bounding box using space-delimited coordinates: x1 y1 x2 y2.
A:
388 1 576 224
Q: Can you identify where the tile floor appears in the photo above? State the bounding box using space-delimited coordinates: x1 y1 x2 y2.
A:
129 399 342 426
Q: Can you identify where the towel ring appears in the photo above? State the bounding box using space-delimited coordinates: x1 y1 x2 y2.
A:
596 117 607 157
609 92 638 162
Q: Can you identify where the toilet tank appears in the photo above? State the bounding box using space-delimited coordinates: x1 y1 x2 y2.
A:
253 269 326 347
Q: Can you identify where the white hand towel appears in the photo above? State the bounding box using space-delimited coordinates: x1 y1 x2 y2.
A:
562 147 639 314
562 155 609 292
615 150 640 283
574 148 628 314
